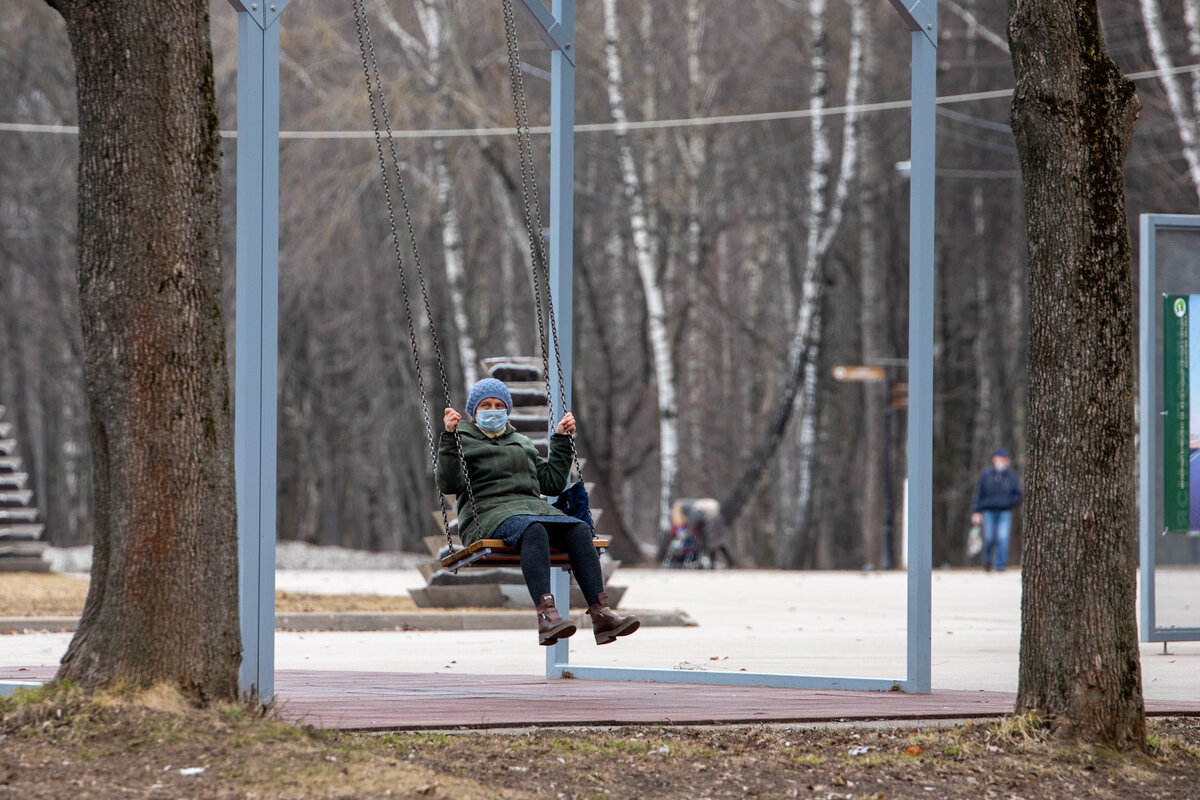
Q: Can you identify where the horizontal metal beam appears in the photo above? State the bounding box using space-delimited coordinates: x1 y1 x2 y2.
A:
549 664 906 692
888 0 937 47
0 681 42 697
1145 628 1200 642
227 0 292 31
514 0 574 63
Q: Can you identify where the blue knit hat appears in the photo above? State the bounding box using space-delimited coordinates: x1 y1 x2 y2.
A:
993 447 1010 458
466 378 513 418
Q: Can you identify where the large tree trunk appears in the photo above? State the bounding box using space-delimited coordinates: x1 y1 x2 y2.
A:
1008 0 1145 747
48 0 239 703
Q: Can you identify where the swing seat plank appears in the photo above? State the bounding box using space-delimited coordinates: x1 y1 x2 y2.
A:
441 538 609 572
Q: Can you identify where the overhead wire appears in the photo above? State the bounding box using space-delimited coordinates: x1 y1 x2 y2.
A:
4 63 1199 139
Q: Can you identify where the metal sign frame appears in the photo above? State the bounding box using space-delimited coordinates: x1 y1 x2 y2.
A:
1139 213 1200 644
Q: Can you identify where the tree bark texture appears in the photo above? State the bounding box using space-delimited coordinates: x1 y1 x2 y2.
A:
48 0 239 703
1008 0 1144 746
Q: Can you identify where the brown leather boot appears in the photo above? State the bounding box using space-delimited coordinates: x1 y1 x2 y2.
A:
536 593 577 646
586 592 640 645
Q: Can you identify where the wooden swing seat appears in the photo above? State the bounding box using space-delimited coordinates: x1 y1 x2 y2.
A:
441 537 609 573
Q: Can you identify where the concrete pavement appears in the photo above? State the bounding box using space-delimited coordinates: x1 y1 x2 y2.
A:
2 568 1197 702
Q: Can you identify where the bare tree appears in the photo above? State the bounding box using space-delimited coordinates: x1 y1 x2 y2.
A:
1140 0 1200 205
1009 0 1145 747
720 0 866 544
601 0 680 546
44 0 239 701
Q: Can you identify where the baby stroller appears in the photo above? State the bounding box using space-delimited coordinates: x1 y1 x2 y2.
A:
661 498 734 569
661 520 703 568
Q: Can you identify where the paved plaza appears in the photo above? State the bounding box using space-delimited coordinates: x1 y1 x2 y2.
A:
3 568 1197 704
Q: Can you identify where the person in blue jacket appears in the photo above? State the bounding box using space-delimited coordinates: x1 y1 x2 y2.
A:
970 448 1023 572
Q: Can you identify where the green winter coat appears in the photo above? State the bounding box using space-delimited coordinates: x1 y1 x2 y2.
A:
436 420 573 546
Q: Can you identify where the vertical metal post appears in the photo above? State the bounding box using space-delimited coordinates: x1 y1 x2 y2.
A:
547 0 575 423
890 0 936 694
1138 214 1156 639
231 0 290 703
545 0 576 678
545 566 571 674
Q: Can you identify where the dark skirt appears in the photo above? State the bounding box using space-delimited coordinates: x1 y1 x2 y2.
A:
493 514 586 547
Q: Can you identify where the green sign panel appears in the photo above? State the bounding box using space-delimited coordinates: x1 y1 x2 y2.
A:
1164 295 1191 531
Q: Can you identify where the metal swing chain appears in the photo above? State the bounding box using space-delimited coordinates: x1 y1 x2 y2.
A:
352 0 476 553
500 0 584 482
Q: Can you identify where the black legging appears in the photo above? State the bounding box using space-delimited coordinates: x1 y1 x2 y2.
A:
517 521 605 606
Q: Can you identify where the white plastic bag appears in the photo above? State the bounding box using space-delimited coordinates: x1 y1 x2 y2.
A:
967 524 983 556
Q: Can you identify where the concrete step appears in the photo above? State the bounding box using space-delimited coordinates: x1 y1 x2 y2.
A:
0 524 45 540
410 583 627 610
0 473 26 490
0 605 697 635
0 490 33 508
0 541 47 557
0 557 50 573
481 358 542 383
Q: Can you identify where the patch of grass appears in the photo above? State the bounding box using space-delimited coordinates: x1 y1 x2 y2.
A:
216 703 248 725
0 573 420 617
989 711 1048 746
0 572 90 617
851 752 914 769
4 693 1200 800
407 732 452 748
1091 743 1159 772
0 679 87 732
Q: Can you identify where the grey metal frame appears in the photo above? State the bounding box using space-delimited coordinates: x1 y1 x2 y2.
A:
230 0 291 702
1138 213 1200 644
225 0 938 702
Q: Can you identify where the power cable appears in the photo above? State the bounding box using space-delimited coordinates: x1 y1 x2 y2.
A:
4 63 1199 139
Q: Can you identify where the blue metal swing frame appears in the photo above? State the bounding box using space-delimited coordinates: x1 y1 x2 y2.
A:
229 0 937 703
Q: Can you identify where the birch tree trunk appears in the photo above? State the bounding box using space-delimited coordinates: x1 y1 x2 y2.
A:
1188 0 1200 117
602 0 679 545
47 0 239 702
1140 0 1200 205
1009 0 1146 748
723 0 866 538
679 0 708 481
415 0 478 385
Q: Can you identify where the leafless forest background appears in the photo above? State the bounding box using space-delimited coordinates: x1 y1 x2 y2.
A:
2 0 1198 568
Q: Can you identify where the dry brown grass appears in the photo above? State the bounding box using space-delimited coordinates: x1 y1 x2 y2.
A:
3 683 1199 800
0 572 417 617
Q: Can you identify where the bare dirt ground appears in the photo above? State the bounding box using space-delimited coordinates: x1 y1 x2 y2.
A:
2 683 1199 800
0 573 418 617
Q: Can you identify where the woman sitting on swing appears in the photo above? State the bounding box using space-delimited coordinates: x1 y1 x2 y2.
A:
439 377 640 647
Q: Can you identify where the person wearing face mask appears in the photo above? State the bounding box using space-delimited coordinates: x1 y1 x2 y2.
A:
438 377 639 647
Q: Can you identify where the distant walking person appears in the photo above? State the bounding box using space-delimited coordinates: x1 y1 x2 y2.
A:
970 448 1023 572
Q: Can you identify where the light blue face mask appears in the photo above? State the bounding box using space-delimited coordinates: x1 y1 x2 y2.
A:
475 408 509 434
